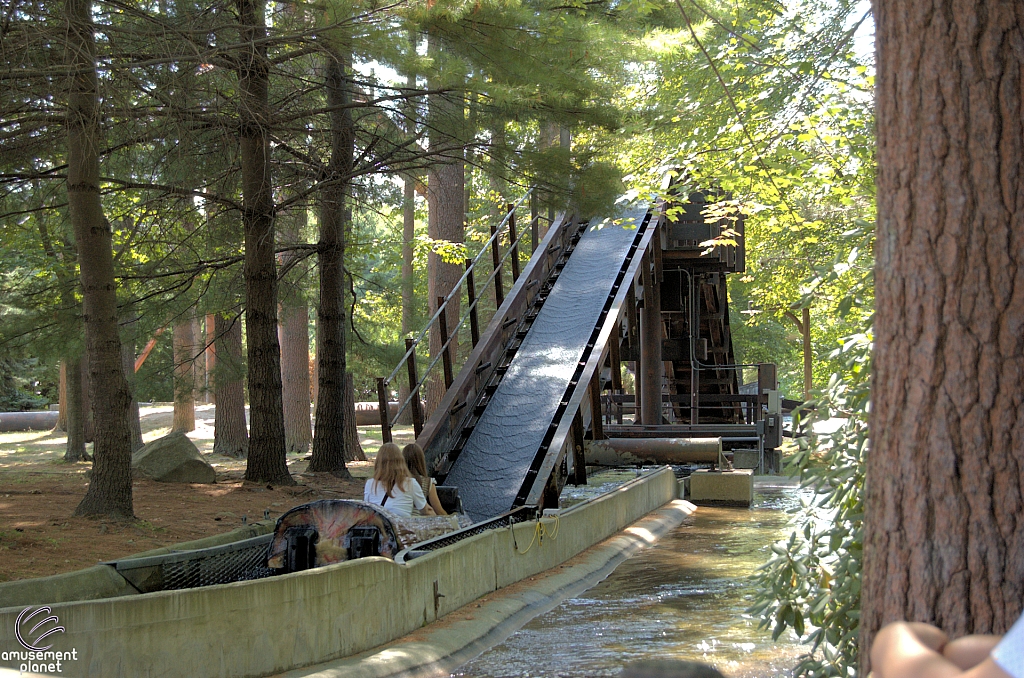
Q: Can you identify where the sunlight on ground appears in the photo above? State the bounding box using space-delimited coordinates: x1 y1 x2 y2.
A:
0 404 413 471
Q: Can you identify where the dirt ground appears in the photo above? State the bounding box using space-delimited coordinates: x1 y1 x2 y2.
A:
0 404 418 583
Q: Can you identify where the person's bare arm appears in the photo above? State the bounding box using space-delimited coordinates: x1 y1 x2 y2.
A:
872 622 1011 678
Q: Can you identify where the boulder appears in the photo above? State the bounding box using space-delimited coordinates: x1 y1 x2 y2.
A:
132 433 216 483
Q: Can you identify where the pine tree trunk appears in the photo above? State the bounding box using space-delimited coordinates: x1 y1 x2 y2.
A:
205 313 216 404
279 210 312 455
213 315 248 458
237 0 291 485
192 315 206 404
121 332 143 452
425 33 465 415
63 355 88 462
279 301 312 454
172 314 196 433
397 174 416 426
863 0 1024 669
343 372 366 461
56 361 67 432
66 0 133 519
309 47 354 478
81 358 94 443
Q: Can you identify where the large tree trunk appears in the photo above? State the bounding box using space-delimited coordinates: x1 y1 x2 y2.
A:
237 0 291 485
309 47 354 478
863 0 1024 669
279 212 312 455
121 331 144 452
213 315 248 458
397 174 416 426
63 355 88 462
80 358 94 443
425 34 465 415
66 0 134 519
172 313 197 433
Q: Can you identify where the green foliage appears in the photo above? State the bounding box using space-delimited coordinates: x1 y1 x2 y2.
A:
0 358 55 412
748 222 873 678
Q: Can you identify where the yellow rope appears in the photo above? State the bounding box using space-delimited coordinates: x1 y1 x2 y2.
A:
512 513 560 555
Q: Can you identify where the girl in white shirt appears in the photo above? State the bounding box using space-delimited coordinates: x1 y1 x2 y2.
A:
364 442 427 518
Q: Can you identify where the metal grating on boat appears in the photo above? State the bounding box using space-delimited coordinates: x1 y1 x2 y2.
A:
110 533 274 593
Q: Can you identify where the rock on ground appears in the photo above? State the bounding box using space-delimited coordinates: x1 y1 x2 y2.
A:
132 432 216 483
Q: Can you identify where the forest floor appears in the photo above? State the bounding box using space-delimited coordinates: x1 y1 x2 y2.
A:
0 404 416 583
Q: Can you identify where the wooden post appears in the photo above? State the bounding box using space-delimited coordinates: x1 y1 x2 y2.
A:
405 338 424 437
376 377 392 443
437 296 454 389
570 409 588 485
490 220 504 307
507 203 520 282
465 259 480 347
589 372 605 441
640 247 662 426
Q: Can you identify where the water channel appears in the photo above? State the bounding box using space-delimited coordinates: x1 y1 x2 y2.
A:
453 476 808 678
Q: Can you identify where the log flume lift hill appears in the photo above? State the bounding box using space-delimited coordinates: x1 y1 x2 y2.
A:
378 186 786 523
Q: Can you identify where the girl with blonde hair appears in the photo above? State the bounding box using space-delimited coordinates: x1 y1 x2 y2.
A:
364 442 428 517
402 443 448 516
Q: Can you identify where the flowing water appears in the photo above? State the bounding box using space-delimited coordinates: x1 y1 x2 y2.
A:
453 478 808 678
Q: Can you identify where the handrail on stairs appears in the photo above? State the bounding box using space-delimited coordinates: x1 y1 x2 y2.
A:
376 187 549 441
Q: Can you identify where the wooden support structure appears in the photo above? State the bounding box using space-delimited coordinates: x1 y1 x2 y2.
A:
490 221 504 307
589 373 605 442
405 338 424 437
465 258 480 347
437 296 454 389
639 242 662 426
609 320 623 424
507 203 521 282
376 377 392 443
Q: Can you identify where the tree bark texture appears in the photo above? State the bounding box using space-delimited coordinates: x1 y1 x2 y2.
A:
205 313 216 404
864 0 1024 669
237 0 291 484
193 315 207 403
425 34 465 415
213 314 248 458
398 174 416 426
56 361 67 432
65 0 134 518
80 357 94 443
279 301 312 454
172 313 197 433
309 48 354 478
343 372 366 461
121 336 144 452
63 356 88 462
279 210 312 455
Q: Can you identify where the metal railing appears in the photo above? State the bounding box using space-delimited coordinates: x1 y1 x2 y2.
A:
376 188 549 441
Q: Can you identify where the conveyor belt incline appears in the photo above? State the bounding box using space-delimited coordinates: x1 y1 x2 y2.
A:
444 208 650 520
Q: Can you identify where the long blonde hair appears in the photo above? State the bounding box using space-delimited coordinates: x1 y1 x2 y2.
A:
373 442 412 498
